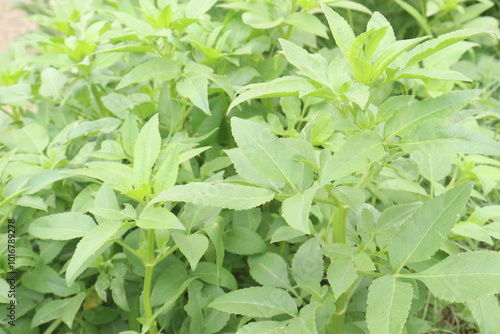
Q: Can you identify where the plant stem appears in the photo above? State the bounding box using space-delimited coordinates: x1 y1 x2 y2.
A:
43 319 62 334
329 204 349 333
143 230 159 334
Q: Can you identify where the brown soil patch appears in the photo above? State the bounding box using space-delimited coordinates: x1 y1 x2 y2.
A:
0 0 36 51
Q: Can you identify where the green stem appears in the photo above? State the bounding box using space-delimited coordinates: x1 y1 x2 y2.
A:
143 230 159 334
43 319 62 334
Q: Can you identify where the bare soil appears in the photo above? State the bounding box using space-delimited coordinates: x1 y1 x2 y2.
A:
0 0 36 50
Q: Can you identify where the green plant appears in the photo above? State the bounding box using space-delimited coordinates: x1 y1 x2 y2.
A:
1 1 499 333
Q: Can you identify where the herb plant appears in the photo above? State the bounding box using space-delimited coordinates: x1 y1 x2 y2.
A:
0 1 499 333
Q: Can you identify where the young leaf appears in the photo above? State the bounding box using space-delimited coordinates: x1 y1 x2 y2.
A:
321 131 385 185
327 258 358 299
281 183 320 233
177 70 210 115
116 58 180 89
171 232 209 271
283 12 328 38
410 251 500 302
29 213 96 240
366 276 413 334
136 206 185 230
209 287 298 318
150 182 274 210
153 144 179 194
133 114 161 188
321 5 355 56
388 183 473 271
248 253 292 290
66 221 127 286
228 77 315 113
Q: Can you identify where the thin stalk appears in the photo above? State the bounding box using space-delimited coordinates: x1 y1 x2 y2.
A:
143 230 159 334
43 319 62 334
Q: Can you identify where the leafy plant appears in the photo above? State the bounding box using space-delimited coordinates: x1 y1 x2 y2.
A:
0 0 499 334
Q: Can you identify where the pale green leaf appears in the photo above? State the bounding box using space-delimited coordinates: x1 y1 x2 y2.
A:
101 93 134 119
177 70 210 115
411 251 500 302
116 58 180 89
327 258 358 298
452 222 493 245
322 5 355 56
65 161 134 193
136 206 185 230
286 303 320 334
388 183 472 271
185 0 217 18
248 253 292 290
171 232 208 270
133 114 161 187
150 182 274 210
236 321 286 334
39 67 67 98
31 293 85 328
366 276 413 334
394 68 472 82
467 295 500 334
29 213 96 240
224 227 266 255
292 238 324 285
283 12 328 38
209 287 298 318
281 183 320 234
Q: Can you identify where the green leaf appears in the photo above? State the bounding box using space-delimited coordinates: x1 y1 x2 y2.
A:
451 222 493 245
101 93 134 119
322 5 355 56
116 58 180 90
185 0 217 18
228 77 315 113
66 161 134 193
236 321 286 334
133 114 161 188
153 145 179 194
279 39 329 87
327 258 358 299
224 227 266 255
31 293 85 328
151 263 188 307
286 303 320 334
395 0 432 35
171 232 208 271
291 238 324 285
283 12 327 38
411 251 500 302
231 117 305 191
248 253 292 290
66 221 126 286
321 131 385 185
467 295 500 334
192 262 238 291
177 70 210 115
388 183 472 271
366 276 413 334
136 206 185 230
397 123 500 155
150 182 274 210
403 29 484 69
394 68 471 82
281 183 319 234
384 90 480 139
39 67 67 98
29 213 96 240
209 287 298 318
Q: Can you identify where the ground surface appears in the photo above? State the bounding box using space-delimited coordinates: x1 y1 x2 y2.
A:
0 0 36 50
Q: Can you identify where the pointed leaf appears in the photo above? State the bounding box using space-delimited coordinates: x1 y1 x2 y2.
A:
116 58 180 89
248 253 292 290
136 206 185 230
322 5 355 56
171 232 209 271
133 114 161 187
29 213 96 240
281 184 320 233
327 258 358 298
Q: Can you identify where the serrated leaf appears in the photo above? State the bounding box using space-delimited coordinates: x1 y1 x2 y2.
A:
467 295 500 334
281 183 320 233
388 183 473 271
322 5 355 56
177 70 210 115
292 238 324 285
29 213 96 240
366 276 413 334
116 58 180 89
228 77 315 113
150 182 274 210
65 161 134 193
411 251 500 302
136 206 185 230
133 114 161 188
236 321 287 334
31 293 85 328
327 258 358 298
224 227 266 255
209 287 298 318
171 232 208 271
321 131 385 185
286 303 320 334
248 253 292 290
394 68 471 82
153 144 179 193
66 221 126 286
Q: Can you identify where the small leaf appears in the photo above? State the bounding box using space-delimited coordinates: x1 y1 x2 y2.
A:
116 58 180 89
133 114 161 188
292 238 324 285
177 70 210 115
39 67 67 98
209 287 298 318
281 183 320 233
150 182 274 210
366 276 413 334
283 12 328 38
171 232 209 271
153 144 179 193
29 213 96 240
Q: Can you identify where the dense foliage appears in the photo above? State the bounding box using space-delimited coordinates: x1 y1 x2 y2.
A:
0 0 499 333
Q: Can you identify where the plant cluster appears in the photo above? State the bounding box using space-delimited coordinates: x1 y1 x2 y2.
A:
0 0 499 333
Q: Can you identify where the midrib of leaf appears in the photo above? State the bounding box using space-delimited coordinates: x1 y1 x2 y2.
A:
255 263 293 290
394 186 466 272
238 125 299 192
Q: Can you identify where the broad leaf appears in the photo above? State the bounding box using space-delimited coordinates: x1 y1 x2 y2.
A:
322 5 355 56
248 253 292 290
171 232 209 271
136 206 185 230
291 238 324 285
29 213 96 240
116 58 180 89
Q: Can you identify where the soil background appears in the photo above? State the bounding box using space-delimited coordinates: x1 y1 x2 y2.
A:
0 0 36 51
